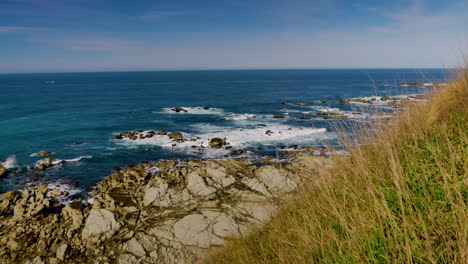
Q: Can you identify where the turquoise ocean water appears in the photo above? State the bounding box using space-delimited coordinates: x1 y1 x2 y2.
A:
0 69 449 195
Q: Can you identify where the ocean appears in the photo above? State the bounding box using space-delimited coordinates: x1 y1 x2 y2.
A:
0 69 449 195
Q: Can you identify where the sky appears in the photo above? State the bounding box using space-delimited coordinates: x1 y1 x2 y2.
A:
0 0 467 73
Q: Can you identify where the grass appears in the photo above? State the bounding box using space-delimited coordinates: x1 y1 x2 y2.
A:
207 69 468 264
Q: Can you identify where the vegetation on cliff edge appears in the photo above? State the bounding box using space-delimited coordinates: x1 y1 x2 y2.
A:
208 69 468 264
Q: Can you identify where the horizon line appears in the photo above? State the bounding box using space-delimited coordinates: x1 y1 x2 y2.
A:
0 67 455 75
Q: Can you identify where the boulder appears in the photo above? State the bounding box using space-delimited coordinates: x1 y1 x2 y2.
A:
265 130 274 136
157 130 167 135
62 201 84 230
37 150 51 156
171 107 187 113
273 115 285 119
208 138 227 149
168 132 185 143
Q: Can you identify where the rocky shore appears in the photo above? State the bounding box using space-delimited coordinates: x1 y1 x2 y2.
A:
0 149 338 263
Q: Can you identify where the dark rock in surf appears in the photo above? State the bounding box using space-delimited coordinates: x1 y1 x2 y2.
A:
0 165 8 178
168 132 185 143
209 138 227 149
172 107 187 113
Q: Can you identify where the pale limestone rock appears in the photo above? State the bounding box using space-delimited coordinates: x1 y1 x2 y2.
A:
173 214 211 248
205 162 235 188
210 213 239 238
235 202 277 224
186 172 216 196
117 253 139 264
256 166 297 195
241 177 272 197
123 238 146 257
56 243 68 260
143 182 168 206
82 209 121 240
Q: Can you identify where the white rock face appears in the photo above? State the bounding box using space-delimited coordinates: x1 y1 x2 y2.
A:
56 244 68 260
206 163 235 188
82 209 121 240
256 166 297 195
143 182 169 206
123 238 146 257
211 214 239 238
186 172 217 196
173 214 212 248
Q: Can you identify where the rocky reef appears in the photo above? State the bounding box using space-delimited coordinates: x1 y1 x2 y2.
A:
0 150 337 263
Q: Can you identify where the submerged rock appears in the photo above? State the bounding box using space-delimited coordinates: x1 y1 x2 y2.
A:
273 115 285 119
36 150 52 156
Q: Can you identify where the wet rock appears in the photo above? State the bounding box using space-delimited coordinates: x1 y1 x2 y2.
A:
172 107 187 113
157 130 167 135
308 100 315 104
232 150 245 156
316 112 340 116
298 117 311 120
0 165 8 178
273 115 285 119
265 130 274 136
34 157 56 171
294 102 304 106
339 100 348 104
208 138 227 149
168 132 185 143
37 150 52 156
320 100 326 103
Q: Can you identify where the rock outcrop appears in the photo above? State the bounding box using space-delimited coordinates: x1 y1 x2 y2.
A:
208 138 227 149
0 151 336 263
0 165 8 178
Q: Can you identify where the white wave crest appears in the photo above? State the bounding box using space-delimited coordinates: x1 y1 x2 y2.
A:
1 155 17 169
117 124 332 158
159 107 224 115
64 155 93 162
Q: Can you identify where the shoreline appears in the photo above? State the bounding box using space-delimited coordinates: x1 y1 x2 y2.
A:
0 147 341 263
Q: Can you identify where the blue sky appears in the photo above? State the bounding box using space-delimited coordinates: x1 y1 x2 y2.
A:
0 0 467 73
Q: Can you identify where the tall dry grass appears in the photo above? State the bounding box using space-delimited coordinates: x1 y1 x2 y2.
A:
207 69 468 264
